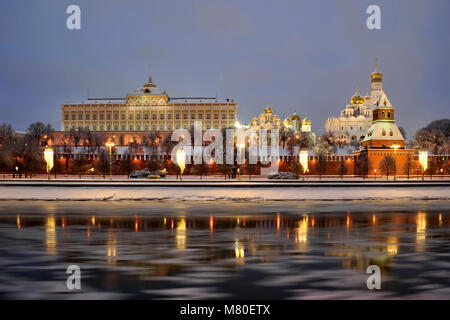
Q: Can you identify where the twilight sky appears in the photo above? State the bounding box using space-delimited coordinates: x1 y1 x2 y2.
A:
0 0 449 137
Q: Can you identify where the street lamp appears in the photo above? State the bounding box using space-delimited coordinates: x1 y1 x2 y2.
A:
299 150 308 181
44 146 54 181
440 168 444 180
390 144 400 180
176 148 185 181
419 151 428 181
106 141 115 181
374 168 377 180
237 143 245 181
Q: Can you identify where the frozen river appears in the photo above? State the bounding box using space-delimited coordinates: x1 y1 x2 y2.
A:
0 200 449 299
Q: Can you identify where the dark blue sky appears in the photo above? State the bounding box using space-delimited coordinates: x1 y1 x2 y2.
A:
1 0 449 137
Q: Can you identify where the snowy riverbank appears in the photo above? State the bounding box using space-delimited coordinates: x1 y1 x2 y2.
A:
0 183 449 201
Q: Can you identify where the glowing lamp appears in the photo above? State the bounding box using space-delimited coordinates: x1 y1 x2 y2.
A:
299 150 308 173
44 147 54 179
176 148 186 180
419 151 428 172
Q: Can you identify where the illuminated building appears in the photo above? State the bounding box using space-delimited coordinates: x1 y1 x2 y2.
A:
325 61 388 143
61 75 238 132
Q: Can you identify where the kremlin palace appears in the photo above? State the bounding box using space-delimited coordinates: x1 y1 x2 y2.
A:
61 76 238 133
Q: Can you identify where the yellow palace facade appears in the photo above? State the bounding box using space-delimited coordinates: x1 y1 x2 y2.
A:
61 76 238 132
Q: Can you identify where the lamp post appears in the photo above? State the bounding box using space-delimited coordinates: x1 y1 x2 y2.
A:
374 168 377 180
176 148 185 181
390 144 400 180
43 146 54 181
106 141 115 181
441 168 444 180
237 143 244 181
419 151 428 181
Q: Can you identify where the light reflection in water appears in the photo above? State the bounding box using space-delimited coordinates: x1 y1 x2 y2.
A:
176 218 186 249
45 216 56 255
0 206 447 299
416 212 427 252
387 237 399 255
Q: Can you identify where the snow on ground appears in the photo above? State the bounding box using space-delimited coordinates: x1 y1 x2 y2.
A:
0 185 448 201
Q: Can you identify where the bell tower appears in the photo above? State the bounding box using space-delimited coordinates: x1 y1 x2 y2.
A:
370 58 383 98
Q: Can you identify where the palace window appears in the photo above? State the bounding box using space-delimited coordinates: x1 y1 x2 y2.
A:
114 113 118 120
229 113 234 119
100 125 104 130
387 112 391 118
144 113 148 120
214 113 218 120
137 113 141 120
183 113 187 120
222 113 226 120
129 114 133 120
183 124 187 129
100 113 104 120
160 124 164 130
160 113 164 120
206 124 211 129
121 125 126 131
176 124 180 129
107 113 111 120
86 113 90 120
191 113 195 120
144 124 148 131
121 113 125 120
129 125 134 131
71 113 76 120
64 126 68 131
78 113 83 120
175 113 180 120
198 113 203 120
93 113 97 120
137 124 141 130
152 113 156 120
65 113 69 120
93 125 97 131
107 125 111 131
168 113 172 120
114 125 118 131
168 124 172 130
206 113 211 120
214 124 218 129
152 125 156 131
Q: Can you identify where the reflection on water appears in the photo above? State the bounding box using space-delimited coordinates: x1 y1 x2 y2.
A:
0 201 449 299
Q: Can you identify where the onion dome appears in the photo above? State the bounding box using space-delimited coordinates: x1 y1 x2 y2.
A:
283 118 293 125
290 111 301 121
350 86 364 104
302 117 311 125
371 59 383 81
264 105 273 114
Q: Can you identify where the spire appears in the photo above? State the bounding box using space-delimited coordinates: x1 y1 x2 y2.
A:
375 57 379 73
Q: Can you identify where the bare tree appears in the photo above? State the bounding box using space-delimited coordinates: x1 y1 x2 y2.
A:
427 157 438 180
380 155 396 181
191 162 209 180
338 158 347 180
403 154 414 180
70 151 90 179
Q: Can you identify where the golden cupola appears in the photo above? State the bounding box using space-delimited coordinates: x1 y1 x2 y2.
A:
264 106 273 114
350 86 365 105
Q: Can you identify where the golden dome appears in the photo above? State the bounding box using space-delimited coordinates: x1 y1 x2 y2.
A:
283 119 293 125
290 113 301 121
302 117 311 125
264 106 273 114
350 86 364 104
371 72 383 80
350 96 365 104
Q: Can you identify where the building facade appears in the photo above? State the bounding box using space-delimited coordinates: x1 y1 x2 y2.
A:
325 62 389 143
61 76 238 133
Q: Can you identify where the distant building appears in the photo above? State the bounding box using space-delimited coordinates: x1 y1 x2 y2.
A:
61 76 238 133
249 105 281 131
325 61 389 143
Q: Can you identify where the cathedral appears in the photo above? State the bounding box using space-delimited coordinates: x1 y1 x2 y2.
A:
325 61 389 143
249 106 312 134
